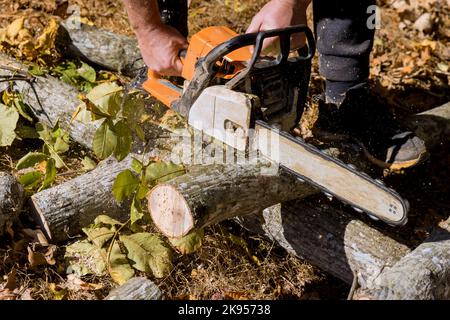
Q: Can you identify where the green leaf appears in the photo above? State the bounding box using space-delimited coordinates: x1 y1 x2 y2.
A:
168 229 205 255
74 103 93 124
38 158 57 191
130 196 144 231
77 62 96 83
113 120 132 161
131 158 143 174
134 124 145 141
81 156 97 171
93 215 122 228
108 241 135 285
136 184 149 200
122 93 145 124
144 161 186 186
112 169 139 202
82 226 115 249
35 123 53 144
18 171 43 189
13 98 33 122
0 104 19 146
93 119 117 159
120 233 172 278
16 152 48 170
53 136 70 154
28 64 46 76
15 124 39 139
65 240 107 277
86 82 122 117
46 145 67 169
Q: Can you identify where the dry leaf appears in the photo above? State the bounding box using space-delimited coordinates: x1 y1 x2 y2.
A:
0 289 17 300
5 268 17 291
27 246 48 267
6 17 25 40
20 288 34 300
224 291 250 300
27 245 56 267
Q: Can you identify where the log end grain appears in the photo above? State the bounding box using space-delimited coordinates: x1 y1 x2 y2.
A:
147 184 194 238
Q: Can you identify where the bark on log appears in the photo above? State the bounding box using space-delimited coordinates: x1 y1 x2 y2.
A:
31 157 131 241
147 163 317 238
56 21 144 77
404 101 450 149
105 277 164 300
236 201 411 286
0 53 96 150
0 172 25 237
355 218 450 299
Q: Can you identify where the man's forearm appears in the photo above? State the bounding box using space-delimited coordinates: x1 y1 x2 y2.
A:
275 0 312 9
122 0 162 35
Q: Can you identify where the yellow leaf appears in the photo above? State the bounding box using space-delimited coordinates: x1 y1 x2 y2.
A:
6 17 25 40
420 39 437 50
36 160 48 173
35 18 59 52
17 28 32 42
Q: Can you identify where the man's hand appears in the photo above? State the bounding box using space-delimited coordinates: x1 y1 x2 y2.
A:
246 0 311 51
122 0 188 76
136 23 188 76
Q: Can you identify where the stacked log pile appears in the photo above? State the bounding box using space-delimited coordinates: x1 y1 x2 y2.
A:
1 22 449 299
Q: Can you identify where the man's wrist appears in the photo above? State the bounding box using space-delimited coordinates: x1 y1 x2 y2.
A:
133 20 164 39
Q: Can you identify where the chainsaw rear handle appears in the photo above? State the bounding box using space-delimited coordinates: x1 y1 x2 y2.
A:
202 24 316 74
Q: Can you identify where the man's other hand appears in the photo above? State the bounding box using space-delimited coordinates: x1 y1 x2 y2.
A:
246 0 310 51
136 23 188 76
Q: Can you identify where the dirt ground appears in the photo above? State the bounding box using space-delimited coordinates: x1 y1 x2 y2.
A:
0 0 449 300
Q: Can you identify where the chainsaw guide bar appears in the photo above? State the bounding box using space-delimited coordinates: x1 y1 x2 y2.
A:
255 120 409 226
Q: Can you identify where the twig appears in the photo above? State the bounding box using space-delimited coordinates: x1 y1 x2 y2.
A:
347 270 359 300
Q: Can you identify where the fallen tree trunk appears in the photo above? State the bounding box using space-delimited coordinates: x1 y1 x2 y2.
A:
105 277 164 300
236 201 411 286
31 157 131 241
56 21 144 77
355 217 450 299
0 172 25 237
148 163 317 238
0 53 96 150
404 101 450 149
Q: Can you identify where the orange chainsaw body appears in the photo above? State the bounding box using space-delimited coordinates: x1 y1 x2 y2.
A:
141 26 252 107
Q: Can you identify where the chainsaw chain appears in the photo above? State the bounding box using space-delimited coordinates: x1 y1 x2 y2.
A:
257 120 410 226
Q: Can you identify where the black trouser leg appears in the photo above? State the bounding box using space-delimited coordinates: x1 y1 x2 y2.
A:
157 0 189 37
313 0 376 105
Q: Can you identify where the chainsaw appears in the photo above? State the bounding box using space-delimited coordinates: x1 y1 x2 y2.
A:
139 25 409 226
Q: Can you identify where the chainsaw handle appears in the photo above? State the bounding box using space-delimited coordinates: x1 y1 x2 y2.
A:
143 49 187 107
148 49 187 79
202 24 315 74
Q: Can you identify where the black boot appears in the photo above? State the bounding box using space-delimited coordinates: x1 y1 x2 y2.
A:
315 83 428 170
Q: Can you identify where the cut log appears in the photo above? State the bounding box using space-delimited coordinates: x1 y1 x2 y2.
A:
56 21 144 77
147 163 317 238
404 101 450 149
0 53 96 150
0 172 25 237
355 218 450 299
236 201 411 286
31 157 131 241
105 277 164 300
